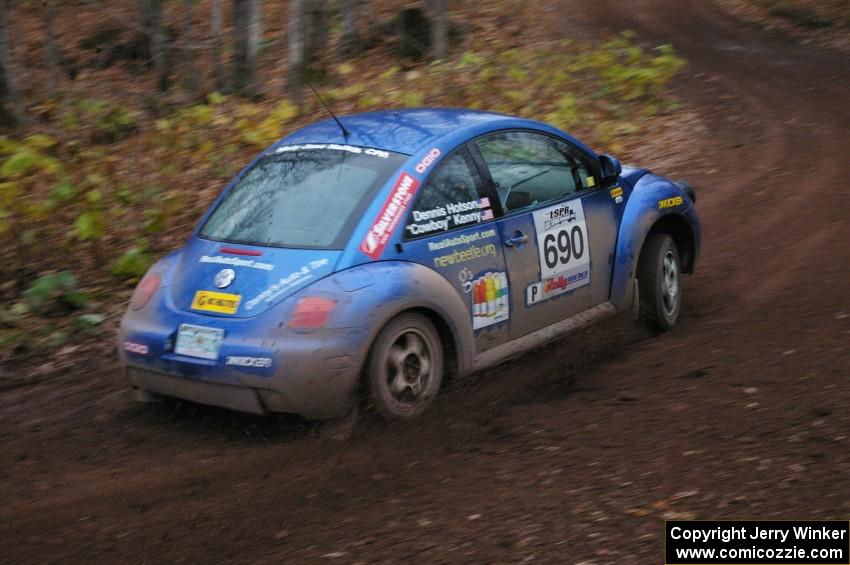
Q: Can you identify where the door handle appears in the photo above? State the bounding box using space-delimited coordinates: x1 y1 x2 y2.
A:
504 233 528 247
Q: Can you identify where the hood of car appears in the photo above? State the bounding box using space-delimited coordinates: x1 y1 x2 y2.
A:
170 237 339 318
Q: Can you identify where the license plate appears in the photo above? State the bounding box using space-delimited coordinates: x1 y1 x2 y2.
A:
175 324 224 360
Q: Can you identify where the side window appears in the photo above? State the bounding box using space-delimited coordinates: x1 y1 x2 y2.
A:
404 149 494 240
476 132 596 213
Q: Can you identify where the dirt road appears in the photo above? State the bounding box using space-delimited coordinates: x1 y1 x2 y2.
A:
2 1 848 562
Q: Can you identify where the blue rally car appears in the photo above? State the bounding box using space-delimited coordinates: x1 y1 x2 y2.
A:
119 108 700 420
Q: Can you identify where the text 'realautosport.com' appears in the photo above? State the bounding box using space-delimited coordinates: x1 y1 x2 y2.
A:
665 521 850 565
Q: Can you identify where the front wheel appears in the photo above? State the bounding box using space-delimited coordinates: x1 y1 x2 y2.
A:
637 233 682 332
367 313 444 420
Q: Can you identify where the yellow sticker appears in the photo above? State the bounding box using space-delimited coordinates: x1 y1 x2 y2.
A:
610 187 623 198
658 196 684 209
586 176 596 188
191 290 241 314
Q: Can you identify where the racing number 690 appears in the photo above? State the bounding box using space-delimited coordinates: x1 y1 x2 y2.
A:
543 226 584 270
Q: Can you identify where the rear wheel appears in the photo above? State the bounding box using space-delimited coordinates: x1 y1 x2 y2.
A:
637 233 682 332
367 313 443 420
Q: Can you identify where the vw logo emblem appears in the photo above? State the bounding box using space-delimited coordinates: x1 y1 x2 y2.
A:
214 268 236 289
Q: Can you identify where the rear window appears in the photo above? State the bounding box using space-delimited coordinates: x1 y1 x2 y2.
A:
200 144 407 249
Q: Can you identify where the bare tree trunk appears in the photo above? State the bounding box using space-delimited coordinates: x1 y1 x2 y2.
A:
211 0 224 91
339 0 360 58
0 0 24 126
308 1 329 54
287 0 327 103
181 0 200 97
43 0 61 93
231 0 262 96
136 0 169 91
286 0 307 103
430 0 448 60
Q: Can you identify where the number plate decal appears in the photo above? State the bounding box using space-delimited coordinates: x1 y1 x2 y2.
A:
175 324 224 360
527 200 591 305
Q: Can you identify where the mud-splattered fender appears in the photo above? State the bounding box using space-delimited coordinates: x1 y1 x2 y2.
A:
610 173 701 310
285 261 476 377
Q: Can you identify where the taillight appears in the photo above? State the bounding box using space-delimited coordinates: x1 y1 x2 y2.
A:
130 272 161 311
288 297 336 330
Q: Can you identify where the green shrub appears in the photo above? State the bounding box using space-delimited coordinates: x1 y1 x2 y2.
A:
112 246 154 281
23 271 87 313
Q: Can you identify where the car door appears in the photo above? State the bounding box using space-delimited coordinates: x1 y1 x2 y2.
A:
401 146 511 352
471 130 619 341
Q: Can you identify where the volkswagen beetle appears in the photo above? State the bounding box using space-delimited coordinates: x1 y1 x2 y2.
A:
118 108 700 420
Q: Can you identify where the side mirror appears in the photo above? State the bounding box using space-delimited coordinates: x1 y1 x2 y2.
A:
599 154 622 184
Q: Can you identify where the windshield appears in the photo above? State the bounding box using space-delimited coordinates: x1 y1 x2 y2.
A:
200 144 407 249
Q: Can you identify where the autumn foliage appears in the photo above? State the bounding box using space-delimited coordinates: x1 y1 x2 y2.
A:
0 2 684 361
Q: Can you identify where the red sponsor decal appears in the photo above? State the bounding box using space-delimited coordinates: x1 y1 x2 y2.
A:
544 276 568 293
360 173 421 259
415 148 442 174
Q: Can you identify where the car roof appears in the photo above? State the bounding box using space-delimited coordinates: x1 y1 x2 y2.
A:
277 108 525 155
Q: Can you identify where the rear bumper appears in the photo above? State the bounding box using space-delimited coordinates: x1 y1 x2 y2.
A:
125 353 363 419
120 322 372 419
128 367 267 414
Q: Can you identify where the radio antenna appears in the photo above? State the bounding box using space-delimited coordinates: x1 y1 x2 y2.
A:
308 81 350 139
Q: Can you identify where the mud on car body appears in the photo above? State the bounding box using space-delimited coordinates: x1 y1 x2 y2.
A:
118 108 701 420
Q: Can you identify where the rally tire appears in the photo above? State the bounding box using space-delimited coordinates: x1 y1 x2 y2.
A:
367 313 444 420
637 233 682 332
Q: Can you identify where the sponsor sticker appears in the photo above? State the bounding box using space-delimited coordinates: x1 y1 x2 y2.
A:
360 173 421 259
471 272 510 330
525 269 590 305
244 258 329 311
427 228 498 252
225 356 273 368
200 255 273 271
415 147 441 174
274 143 390 159
458 267 475 293
432 243 497 268
191 290 241 315
123 341 149 355
658 195 684 209
610 186 624 204
214 268 236 289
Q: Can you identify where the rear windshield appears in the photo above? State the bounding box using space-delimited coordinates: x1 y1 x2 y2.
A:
200 144 407 249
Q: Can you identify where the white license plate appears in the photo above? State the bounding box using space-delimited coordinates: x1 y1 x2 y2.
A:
175 324 224 360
